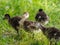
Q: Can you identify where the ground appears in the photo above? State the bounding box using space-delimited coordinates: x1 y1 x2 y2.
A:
0 0 60 45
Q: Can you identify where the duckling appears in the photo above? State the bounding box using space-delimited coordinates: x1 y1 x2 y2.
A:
23 20 39 32
3 14 21 35
38 24 60 45
23 20 41 38
35 9 49 25
3 12 29 35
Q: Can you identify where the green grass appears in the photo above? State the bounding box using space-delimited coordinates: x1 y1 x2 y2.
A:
0 0 60 45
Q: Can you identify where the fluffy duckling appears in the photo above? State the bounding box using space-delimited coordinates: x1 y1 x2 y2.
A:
3 12 29 35
23 20 40 32
38 24 60 45
35 9 49 25
23 20 41 38
3 14 21 35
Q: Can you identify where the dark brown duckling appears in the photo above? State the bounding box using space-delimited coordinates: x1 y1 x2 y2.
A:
23 20 40 32
35 9 49 25
38 24 60 45
22 20 41 38
3 14 21 35
3 12 29 35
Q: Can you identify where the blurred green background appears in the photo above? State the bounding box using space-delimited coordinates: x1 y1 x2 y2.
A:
0 0 60 45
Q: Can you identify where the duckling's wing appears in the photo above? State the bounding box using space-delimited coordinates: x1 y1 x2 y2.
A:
12 16 22 21
11 16 22 27
23 21 39 31
47 27 60 39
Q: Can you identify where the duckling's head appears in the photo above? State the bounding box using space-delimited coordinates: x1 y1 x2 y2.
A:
39 9 43 11
22 12 29 19
3 14 10 20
